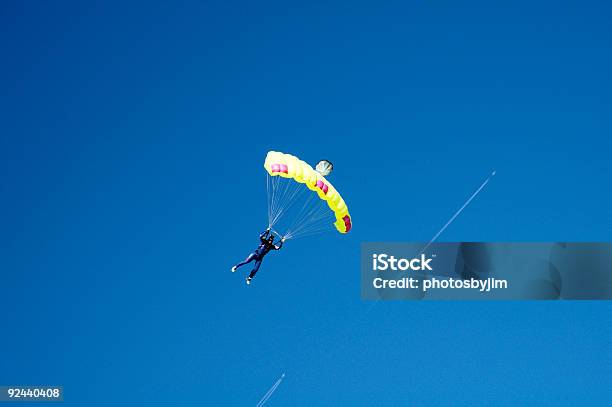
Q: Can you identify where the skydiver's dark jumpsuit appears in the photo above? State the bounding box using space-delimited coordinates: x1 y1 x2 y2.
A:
234 230 283 279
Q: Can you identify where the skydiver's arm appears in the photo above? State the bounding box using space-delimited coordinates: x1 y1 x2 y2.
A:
274 239 284 250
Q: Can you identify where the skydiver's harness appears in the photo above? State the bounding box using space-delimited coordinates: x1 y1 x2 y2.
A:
255 230 283 257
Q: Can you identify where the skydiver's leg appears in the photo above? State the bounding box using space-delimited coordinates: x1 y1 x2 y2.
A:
233 253 257 271
246 259 263 283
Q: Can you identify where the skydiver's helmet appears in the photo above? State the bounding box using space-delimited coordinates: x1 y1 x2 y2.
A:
267 235 274 243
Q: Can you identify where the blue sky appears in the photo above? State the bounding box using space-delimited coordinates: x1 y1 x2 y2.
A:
1 1 611 405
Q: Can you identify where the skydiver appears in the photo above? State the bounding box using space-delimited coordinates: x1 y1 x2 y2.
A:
231 228 284 284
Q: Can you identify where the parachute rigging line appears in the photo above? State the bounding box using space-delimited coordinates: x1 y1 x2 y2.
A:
266 173 336 240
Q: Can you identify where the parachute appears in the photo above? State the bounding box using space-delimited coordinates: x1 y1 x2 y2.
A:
264 151 352 239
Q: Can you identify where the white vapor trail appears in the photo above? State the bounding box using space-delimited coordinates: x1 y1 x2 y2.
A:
256 373 285 407
420 170 496 254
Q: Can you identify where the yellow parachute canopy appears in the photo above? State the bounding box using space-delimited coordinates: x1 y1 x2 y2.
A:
264 151 352 234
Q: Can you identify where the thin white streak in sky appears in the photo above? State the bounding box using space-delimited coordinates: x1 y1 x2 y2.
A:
256 373 285 407
420 170 496 254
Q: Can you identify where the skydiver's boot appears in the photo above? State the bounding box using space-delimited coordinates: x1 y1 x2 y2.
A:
231 266 237 272
246 276 252 285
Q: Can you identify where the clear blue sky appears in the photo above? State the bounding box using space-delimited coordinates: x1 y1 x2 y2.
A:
1 1 611 405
